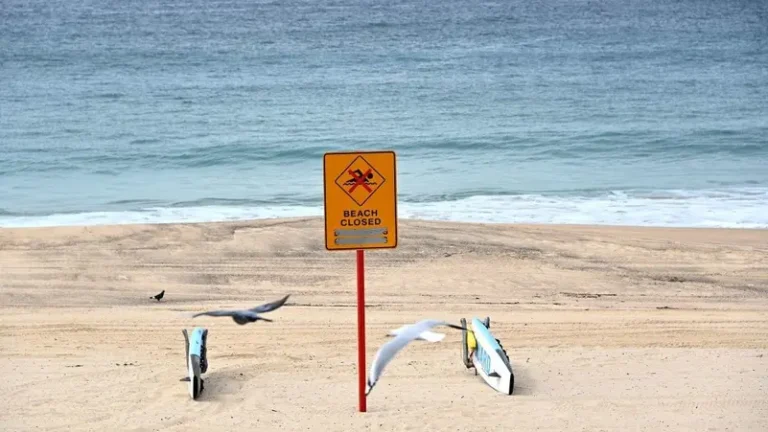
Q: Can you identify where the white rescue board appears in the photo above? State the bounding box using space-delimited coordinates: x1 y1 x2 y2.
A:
469 318 514 395
183 328 207 399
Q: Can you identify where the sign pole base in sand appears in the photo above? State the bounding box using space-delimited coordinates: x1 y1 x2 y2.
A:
356 249 367 412
323 150 398 413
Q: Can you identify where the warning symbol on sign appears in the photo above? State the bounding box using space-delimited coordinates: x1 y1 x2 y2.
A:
335 156 386 206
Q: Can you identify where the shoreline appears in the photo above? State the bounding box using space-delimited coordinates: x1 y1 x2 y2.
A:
3 184 767 230
2 215 768 231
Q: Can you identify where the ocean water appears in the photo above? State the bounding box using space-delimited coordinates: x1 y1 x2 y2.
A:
2 0 767 228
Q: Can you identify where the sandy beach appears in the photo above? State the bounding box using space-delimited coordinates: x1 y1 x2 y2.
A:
1 217 766 432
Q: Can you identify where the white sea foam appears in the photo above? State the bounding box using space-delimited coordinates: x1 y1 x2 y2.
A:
1 188 766 229
398 188 768 228
0 205 324 228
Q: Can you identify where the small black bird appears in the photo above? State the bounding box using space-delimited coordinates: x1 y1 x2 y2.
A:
150 290 165 301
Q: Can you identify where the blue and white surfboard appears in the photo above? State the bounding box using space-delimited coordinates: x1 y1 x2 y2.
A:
468 318 514 395
182 327 208 400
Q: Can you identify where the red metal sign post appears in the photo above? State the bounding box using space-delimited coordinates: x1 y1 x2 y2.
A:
356 249 367 412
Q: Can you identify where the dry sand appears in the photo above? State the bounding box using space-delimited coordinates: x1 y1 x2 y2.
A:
1 218 767 431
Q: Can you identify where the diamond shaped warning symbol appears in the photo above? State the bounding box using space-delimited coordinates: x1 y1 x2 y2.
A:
335 156 386 206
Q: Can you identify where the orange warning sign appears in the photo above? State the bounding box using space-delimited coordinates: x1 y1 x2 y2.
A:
323 151 398 251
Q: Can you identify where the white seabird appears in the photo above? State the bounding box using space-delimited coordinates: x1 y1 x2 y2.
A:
366 319 465 396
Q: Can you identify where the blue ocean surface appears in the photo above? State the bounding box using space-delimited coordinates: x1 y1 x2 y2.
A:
2 0 767 228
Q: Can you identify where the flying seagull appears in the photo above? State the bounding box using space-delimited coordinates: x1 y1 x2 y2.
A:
150 290 165 301
366 319 465 396
192 294 290 325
